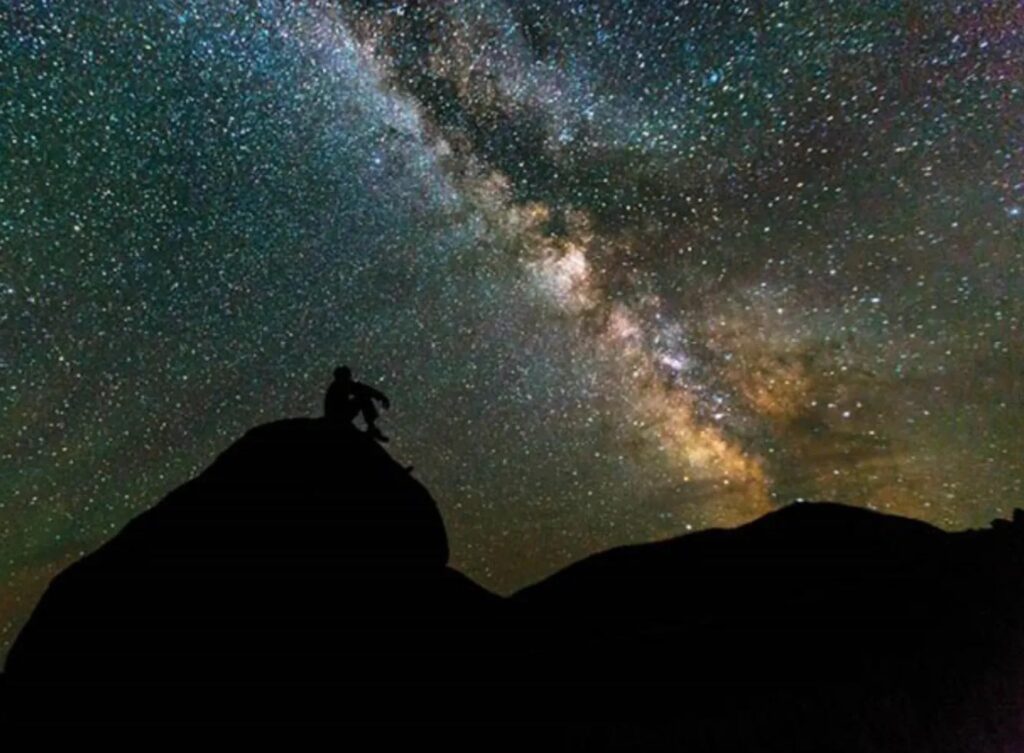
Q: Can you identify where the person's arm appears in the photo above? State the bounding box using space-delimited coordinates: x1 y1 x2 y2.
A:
373 387 391 410
362 384 391 409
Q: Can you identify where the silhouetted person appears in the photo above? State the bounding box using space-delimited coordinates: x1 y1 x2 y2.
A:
324 366 391 442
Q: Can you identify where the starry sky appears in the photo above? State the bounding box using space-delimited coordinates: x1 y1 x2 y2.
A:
2 0 1023 657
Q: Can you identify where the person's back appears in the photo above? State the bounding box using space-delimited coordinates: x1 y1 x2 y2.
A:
324 367 357 424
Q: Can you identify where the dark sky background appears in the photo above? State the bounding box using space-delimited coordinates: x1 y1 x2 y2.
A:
2 0 1022 657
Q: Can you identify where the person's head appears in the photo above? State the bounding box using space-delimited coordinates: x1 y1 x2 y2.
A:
334 366 352 382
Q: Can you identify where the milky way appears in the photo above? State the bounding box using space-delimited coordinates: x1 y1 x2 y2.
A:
2 0 1023 656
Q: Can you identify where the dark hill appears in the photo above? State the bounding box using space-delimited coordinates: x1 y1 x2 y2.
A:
4 417 1024 751
3 419 502 687
513 500 1018 679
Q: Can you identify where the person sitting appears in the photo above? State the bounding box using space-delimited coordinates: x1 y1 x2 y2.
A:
324 365 391 443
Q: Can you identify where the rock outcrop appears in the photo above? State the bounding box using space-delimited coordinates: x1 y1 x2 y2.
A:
3 418 500 687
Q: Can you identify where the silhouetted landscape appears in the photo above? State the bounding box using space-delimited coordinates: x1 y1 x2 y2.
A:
3 416 1023 750
7 1 1024 748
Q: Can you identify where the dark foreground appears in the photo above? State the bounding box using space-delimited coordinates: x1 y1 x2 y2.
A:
4 418 1023 750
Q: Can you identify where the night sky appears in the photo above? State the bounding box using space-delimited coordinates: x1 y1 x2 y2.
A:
2 0 1022 657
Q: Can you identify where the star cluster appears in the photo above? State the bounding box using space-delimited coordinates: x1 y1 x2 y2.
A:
2 0 1022 656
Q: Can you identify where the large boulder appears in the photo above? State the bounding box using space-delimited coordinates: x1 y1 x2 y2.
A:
3 418 499 689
